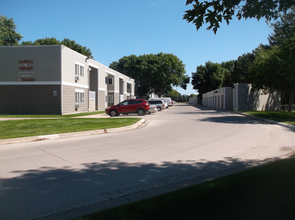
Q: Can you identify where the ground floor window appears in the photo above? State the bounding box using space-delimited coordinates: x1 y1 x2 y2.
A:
106 95 113 103
75 90 85 103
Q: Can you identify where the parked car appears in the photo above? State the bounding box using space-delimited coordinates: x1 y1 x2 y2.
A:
106 99 150 117
149 104 157 114
150 97 173 107
148 100 166 111
163 101 168 109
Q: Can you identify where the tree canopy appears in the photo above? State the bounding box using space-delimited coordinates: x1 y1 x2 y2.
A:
184 0 295 33
249 39 295 111
0 15 23 46
268 6 295 46
109 53 190 98
21 37 93 58
249 8 295 112
191 61 225 96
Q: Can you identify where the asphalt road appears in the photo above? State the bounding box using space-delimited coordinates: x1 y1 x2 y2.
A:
0 104 294 220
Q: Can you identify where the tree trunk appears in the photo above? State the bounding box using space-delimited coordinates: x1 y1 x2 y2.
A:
288 92 294 112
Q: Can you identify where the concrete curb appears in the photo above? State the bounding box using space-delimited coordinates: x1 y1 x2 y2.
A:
0 119 146 146
237 112 295 131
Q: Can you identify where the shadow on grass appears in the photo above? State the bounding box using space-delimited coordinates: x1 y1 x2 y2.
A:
0 156 289 220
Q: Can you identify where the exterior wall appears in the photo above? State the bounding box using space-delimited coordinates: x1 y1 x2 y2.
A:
202 83 280 111
189 96 198 104
0 85 61 114
62 85 89 114
0 46 62 114
0 45 61 82
98 90 106 110
234 83 281 111
0 45 135 114
224 88 233 110
62 46 90 114
90 68 99 110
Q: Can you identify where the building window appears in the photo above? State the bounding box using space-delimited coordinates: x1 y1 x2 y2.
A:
75 63 84 77
108 95 113 103
80 66 84 76
75 64 79 76
105 77 113 85
75 91 84 103
127 83 131 93
106 95 113 103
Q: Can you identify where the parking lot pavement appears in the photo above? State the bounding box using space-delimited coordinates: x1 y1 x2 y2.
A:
1 104 294 220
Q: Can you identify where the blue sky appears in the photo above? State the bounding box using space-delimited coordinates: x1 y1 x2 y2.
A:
1 0 273 95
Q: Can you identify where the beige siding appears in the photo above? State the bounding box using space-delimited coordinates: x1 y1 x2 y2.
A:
62 85 89 114
89 101 95 111
98 90 106 110
62 46 89 87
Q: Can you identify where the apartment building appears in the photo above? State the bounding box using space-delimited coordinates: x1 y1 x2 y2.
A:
0 45 135 114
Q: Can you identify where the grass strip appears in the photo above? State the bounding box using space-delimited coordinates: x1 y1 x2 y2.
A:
0 111 105 118
245 111 295 126
77 156 295 220
0 118 140 139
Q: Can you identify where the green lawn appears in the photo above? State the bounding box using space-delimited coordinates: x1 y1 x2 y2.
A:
0 111 105 118
245 111 295 126
77 156 295 220
0 118 140 139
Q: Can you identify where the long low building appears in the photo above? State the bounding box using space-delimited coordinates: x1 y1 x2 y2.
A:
190 83 281 111
0 45 135 114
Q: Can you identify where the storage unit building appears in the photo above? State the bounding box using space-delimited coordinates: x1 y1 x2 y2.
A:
201 83 280 111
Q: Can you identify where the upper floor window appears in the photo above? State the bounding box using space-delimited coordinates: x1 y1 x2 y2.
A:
75 63 84 77
127 83 131 93
105 77 113 85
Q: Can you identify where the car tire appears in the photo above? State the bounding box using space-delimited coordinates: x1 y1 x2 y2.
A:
157 107 161 111
137 109 145 116
110 110 117 117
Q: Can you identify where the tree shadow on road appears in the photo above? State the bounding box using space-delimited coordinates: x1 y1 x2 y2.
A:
198 115 265 124
0 156 281 220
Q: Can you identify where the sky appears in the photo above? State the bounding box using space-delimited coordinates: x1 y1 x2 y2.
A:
1 0 273 95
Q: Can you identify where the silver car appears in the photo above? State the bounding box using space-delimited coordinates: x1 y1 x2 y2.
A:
149 104 158 114
148 100 166 111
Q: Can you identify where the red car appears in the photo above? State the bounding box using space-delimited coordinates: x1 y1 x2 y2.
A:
106 99 150 117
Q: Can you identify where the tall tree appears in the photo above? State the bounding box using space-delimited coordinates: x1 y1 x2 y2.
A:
0 15 23 45
191 61 225 96
21 37 93 58
249 39 295 112
231 52 256 84
184 0 295 33
221 60 235 87
109 53 189 98
268 6 295 46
